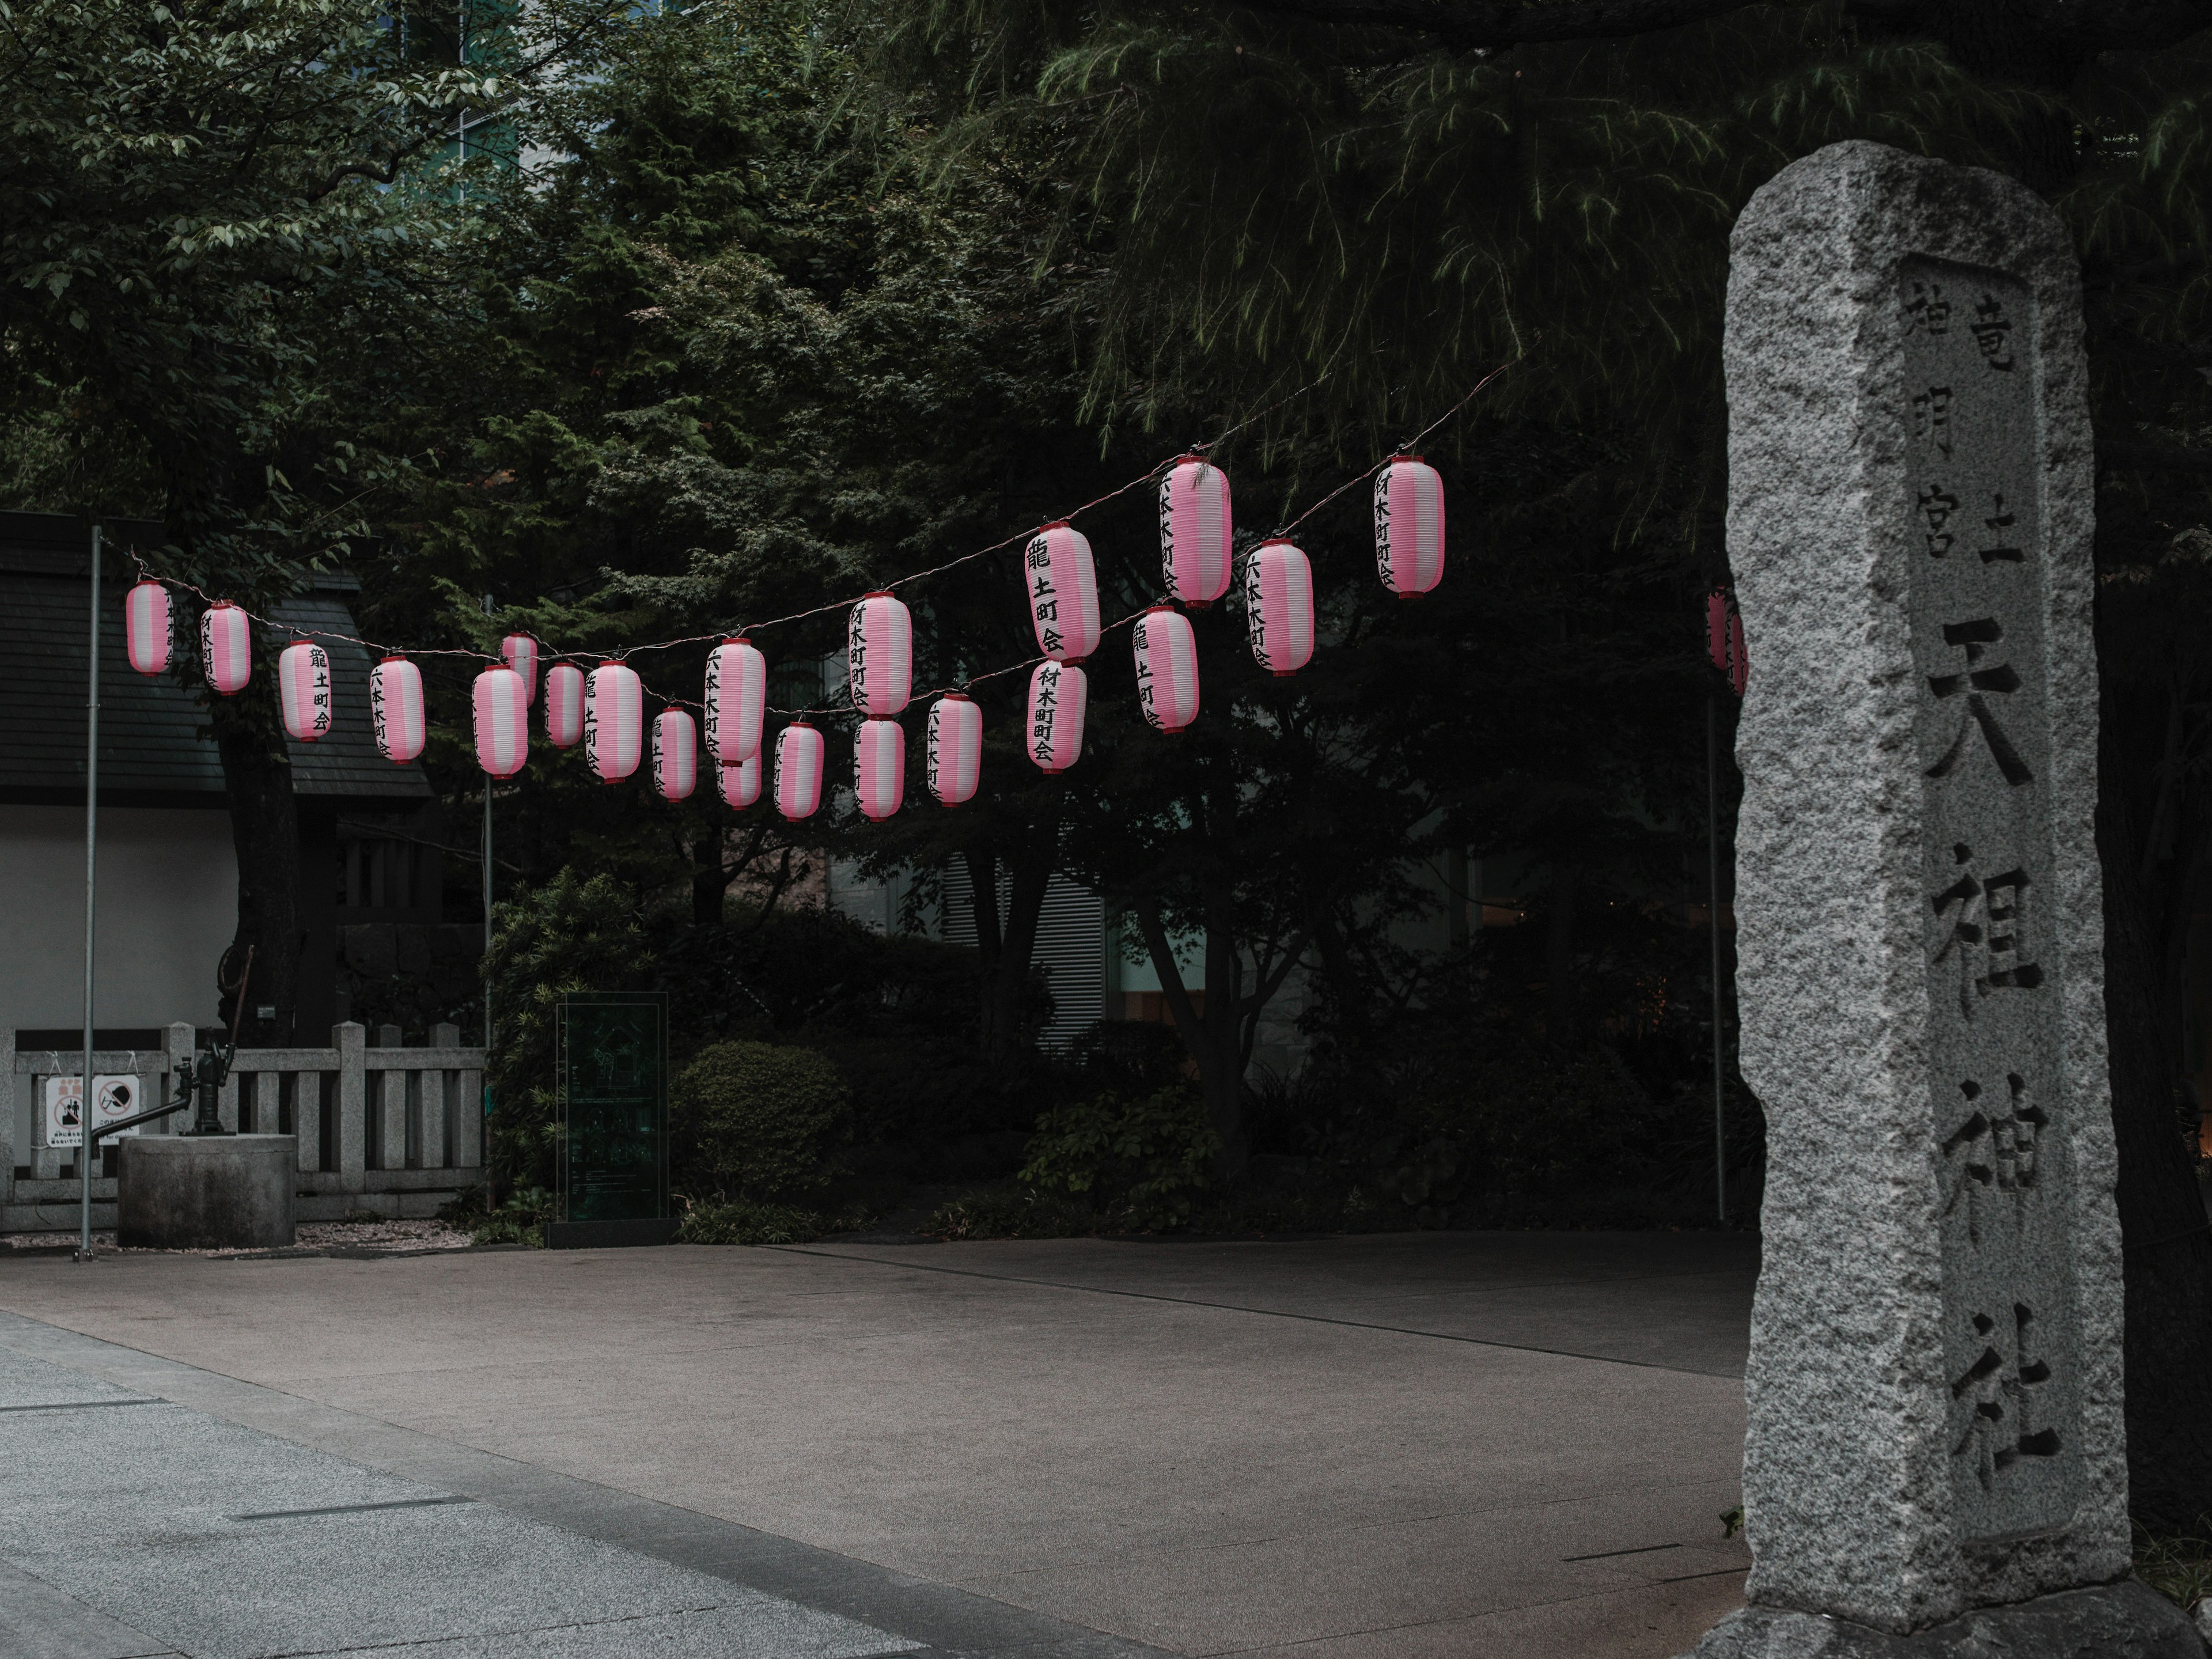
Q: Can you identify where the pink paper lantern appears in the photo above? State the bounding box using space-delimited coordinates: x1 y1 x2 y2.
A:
855 718 906 821
653 709 697 801
1728 610 1749 698
1024 522 1101 663
1705 588 1730 675
848 592 912 717
473 666 529 778
545 662 584 747
200 602 251 695
124 581 170 676
1160 456 1232 608
719 749 762 809
371 657 426 763
1374 454 1445 597
926 694 982 806
705 637 766 765
278 640 334 743
776 721 825 820
1026 660 1086 774
584 662 643 783
1132 605 1199 733
500 633 539 706
1244 539 1316 677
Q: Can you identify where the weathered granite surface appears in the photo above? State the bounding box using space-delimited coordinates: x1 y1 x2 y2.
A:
1715 139 2133 1635
1690 1581 2201 1658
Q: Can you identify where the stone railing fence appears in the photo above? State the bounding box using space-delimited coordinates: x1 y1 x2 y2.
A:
2 1022 485 1234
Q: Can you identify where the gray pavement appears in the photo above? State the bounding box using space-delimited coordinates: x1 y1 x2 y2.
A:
0 1230 1758 1657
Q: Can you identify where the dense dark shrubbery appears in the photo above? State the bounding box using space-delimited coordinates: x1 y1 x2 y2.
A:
1018 1087 1220 1231
673 1039 852 1202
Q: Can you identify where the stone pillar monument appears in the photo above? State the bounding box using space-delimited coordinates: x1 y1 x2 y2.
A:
1693 141 2200 1654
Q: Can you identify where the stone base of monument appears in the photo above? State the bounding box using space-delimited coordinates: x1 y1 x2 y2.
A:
1680 1581 2203 1658
116 1135 296 1249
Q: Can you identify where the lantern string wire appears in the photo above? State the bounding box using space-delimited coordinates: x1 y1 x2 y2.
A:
626 363 1511 721
117 366 1505 732
117 380 1333 674
1267 355 1521 544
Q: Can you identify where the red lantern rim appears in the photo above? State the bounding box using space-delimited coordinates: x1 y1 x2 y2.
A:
942 691 974 703
723 635 752 647
1037 520 1070 532
380 654 407 665
1184 600 1213 611
859 590 895 601
1394 453 1426 464
1259 537 1295 548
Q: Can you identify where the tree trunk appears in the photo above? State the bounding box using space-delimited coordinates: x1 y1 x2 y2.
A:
207 669 301 1047
1544 860 1580 1040
1130 894 1249 1182
691 827 724 925
967 835 1056 1064
2095 667 2212 1527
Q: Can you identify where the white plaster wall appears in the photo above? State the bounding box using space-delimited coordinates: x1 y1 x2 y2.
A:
0 805 236 1031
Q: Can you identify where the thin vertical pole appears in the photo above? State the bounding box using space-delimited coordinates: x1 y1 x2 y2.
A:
480 594 495 1206
1707 695 1727 1226
76 526 101 1262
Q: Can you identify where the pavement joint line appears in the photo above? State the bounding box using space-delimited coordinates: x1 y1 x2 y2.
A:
771 1245 1745 1377
0 1395 166 1412
251 1600 916 1658
229 1494 475 1521
1560 1541 1683 1562
0 1310 1183 1659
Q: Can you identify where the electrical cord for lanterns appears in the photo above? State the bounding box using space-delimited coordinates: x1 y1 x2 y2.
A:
119 362 1512 724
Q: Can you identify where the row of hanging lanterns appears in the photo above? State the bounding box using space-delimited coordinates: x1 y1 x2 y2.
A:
110 449 1451 824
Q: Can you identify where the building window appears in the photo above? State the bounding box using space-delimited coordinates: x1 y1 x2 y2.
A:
340 839 418 911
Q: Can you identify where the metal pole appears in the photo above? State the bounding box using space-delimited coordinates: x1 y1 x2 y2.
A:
481 595 495 1207
76 526 101 1262
1706 695 1727 1226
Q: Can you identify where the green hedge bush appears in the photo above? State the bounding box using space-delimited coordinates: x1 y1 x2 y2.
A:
673 1039 853 1201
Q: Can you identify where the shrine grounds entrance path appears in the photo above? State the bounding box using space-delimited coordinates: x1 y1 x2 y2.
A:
0 1231 1756 1658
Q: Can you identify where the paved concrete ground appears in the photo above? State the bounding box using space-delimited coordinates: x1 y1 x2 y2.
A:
0 1231 1757 1658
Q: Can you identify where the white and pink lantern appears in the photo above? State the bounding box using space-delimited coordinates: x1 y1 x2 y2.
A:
848 592 912 717
1374 453 1445 598
200 602 251 695
776 722 825 820
1132 605 1200 733
472 665 529 778
278 639 334 743
1026 660 1086 774
1160 456 1232 608
652 709 697 801
124 581 171 675
705 637 767 765
1244 539 1315 677
855 718 905 821
370 657 426 763
1024 522 1101 663
584 662 643 783
719 749 763 809
500 633 540 705
545 662 585 747
926 694 982 806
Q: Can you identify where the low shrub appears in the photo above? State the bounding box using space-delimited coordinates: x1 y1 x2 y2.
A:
471 1185 554 1248
930 1186 1097 1241
1018 1086 1221 1231
677 1199 832 1246
673 1040 853 1201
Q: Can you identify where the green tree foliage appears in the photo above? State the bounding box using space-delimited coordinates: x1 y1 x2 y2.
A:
866 0 2212 1522
0 0 619 1041
482 870 652 1186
